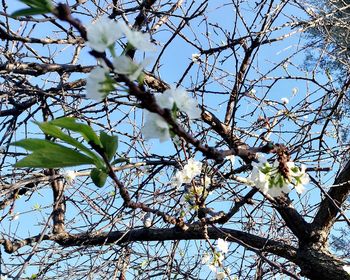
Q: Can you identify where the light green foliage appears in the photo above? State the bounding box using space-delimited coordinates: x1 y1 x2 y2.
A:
12 0 53 17
11 117 119 187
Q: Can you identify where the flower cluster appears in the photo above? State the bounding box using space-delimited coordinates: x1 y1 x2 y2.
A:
85 18 155 100
142 86 201 142
202 238 231 279
249 154 309 197
171 158 202 188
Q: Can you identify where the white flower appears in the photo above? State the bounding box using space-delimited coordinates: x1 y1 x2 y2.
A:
215 271 227 280
281 97 289 105
10 212 20 221
288 163 309 194
86 18 122 52
0 275 8 280
250 162 269 195
208 264 217 273
202 253 211 264
249 89 256 95
171 170 184 188
155 86 201 119
343 265 350 275
192 53 201 64
182 158 202 181
86 67 111 101
143 213 152 228
217 238 229 254
113 55 149 81
63 170 76 185
268 173 291 197
225 155 235 165
292 87 298 95
171 158 202 187
118 21 156 52
142 112 170 142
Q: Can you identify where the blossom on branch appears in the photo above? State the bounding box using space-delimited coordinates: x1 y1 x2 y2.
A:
141 112 170 142
86 18 122 52
155 86 201 119
63 170 76 185
113 55 148 81
118 21 156 52
249 154 309 197
217 238 229 254
171 158 202 187
86 67 113 101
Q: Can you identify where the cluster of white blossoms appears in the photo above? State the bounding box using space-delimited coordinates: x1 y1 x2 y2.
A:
142 86 201 142
85 18 156 101
85 18 201 143
249 154 309 197
171 158 202 188
202 238 231 279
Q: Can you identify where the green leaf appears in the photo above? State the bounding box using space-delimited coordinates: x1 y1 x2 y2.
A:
99 132 118 162
90 168 108 188
35 121 103 166
12 139 95 168
12 138 55 151
110 157 129 165
19 0 53 9
49 117 102 147
12 7 50 17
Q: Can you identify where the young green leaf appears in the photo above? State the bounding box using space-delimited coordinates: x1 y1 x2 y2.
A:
111 157 129 165
12 139 95 168
35 121 103 167
49 117 102 147
12 0 54 17
12 7 50 17
99 131 118 162
90 168 108 188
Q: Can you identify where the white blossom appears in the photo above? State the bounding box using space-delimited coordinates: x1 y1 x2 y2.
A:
141 112 170 142
281 97 289 105
250 157 309 197
10 212 20 221
287 163 309 194
86 18 122 52
182 158 202 181
250 161 270 195
143 213 152 228
217 238 229 254
249 89 256 95
171 158 202 187
208 264 217 273
155 86 201 119
192 53 201 64
86 67 111 101
63 170 76 185
343 265 350 275
215 271 227 280
225 155 235 165
292 87 298 95
118 21 156 51
0 275 8 280
202 253 211 264
112 55 148 81
171 170 184 188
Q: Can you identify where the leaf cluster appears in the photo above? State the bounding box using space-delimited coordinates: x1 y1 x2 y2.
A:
11 117 119 187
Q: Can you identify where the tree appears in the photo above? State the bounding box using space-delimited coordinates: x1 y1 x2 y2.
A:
0 0 349 279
